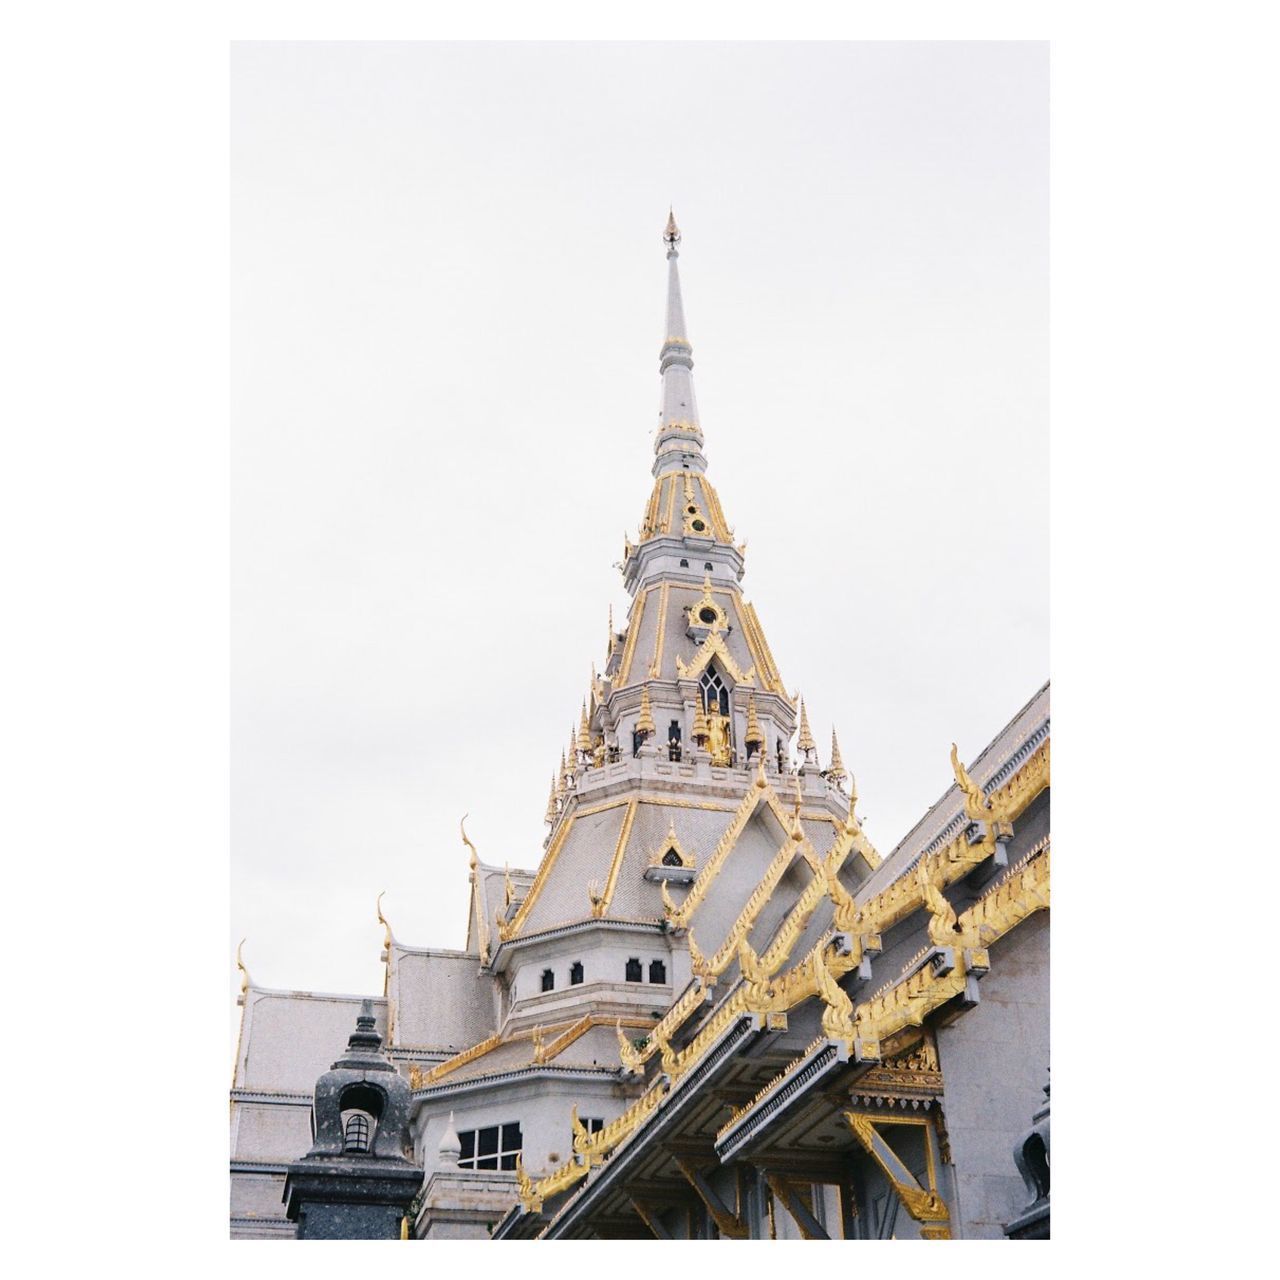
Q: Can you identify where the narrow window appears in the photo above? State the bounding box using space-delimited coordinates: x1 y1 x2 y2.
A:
541 969 554 992
679 558 689 567
625 957 643 983
649 960 667 985
668 719 682 762
699 663 730 716
569 961 584 986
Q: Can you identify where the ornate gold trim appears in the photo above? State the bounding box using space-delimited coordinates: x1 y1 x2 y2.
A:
674 631 755 687
649 583 670 678
504 811 576 938
596 799 638 916
616 589 647 687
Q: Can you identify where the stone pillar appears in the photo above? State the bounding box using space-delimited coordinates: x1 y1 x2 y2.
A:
283 1000 422 1239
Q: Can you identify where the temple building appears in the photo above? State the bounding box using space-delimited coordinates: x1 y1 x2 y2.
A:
230 215 1050 1242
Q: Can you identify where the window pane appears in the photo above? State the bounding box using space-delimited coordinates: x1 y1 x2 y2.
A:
477 1125 499 1156
459 1130 475 1162
500 1153 517 1171
476 1156 498 1170
501 1122 522 1151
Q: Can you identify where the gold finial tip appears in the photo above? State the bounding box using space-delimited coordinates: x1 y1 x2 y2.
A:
663 209 681 247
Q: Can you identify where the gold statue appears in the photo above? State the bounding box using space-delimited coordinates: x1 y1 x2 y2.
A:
706 710 731 766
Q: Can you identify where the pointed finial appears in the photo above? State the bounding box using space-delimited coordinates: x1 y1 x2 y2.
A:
348 998 383 1051
796 698 816 756
826 728 848 785
636 685 656 737
577 702 592 754
376 890 393 946
438 1111 462 1165
545 774 558 825
692 698 709 744
663 208 681 251
607 604 615 658
745 692 764 749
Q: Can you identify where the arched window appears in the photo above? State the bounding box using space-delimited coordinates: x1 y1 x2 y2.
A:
649 960 667 985
569 961 584 986
625 957 642 983
699 663 729 716
541 969 555 992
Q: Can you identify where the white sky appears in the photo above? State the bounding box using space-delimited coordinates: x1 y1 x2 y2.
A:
231 41 1047 1014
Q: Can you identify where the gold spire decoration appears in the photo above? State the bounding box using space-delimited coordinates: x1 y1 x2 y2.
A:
636 685 656 737
664 207 681 248
503 863 515 910
607 605 615 658
744 692 764 749
826 728 848 785
235 938 251 996
577 702 592 755
692 698 709 743
544 774 558 825
531 1025 547 1065
796 698 816 756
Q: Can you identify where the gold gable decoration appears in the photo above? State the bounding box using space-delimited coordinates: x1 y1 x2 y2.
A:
675 631 755 687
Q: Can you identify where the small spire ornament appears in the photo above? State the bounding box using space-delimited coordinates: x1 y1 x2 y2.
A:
796 698 817 759
577 703 592 755
692 699 709 744
745 692 764 752
636 685 656 738
544 774 558 824
826 728 848 786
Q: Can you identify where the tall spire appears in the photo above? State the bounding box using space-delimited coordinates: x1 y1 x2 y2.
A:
657 210 703 455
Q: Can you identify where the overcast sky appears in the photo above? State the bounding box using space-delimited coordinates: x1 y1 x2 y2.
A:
230 41 1047 1024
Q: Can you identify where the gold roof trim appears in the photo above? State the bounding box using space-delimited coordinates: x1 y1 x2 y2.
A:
525 743 1052 1210
615 588 647 686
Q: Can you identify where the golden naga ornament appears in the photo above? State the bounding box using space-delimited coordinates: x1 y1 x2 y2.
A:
813 941 856 1042
616 1019 645 1073
917 861 959 947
